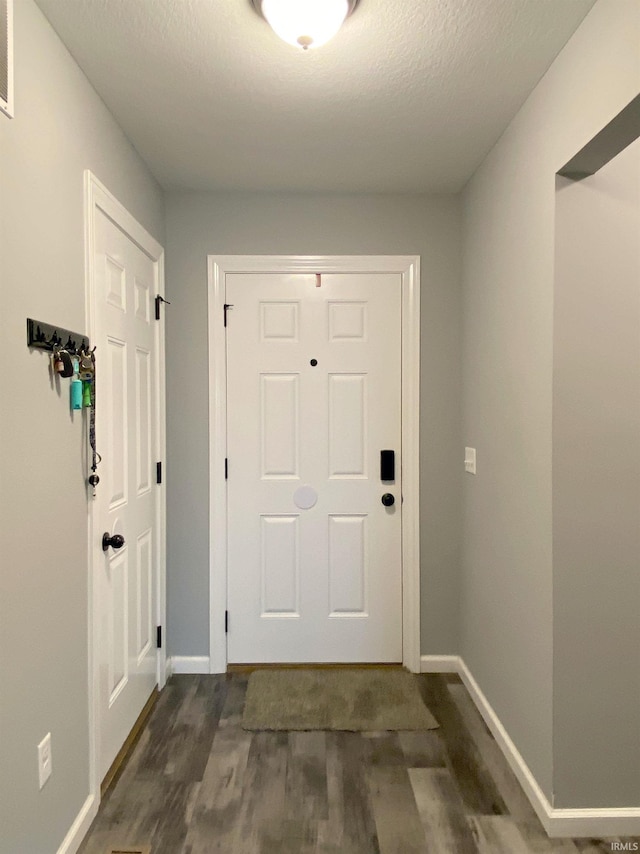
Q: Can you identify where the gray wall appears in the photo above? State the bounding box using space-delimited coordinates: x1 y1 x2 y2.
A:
164 192 462 659
460 0 640 803
553 138 640 807
0 1 164 850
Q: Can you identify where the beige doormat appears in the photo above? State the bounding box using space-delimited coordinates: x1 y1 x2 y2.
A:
242 668 438 731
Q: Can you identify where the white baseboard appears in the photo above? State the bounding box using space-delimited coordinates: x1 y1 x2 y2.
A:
545 808 640 838
56 793 97 854
456 658 554 831
420 654 462 673
421 654 640 837
170 655 211 674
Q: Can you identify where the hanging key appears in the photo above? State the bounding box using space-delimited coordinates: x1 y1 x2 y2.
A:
52 345 64 374
88 473 100 497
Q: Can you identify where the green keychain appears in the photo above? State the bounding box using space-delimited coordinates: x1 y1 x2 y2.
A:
82 380 92 408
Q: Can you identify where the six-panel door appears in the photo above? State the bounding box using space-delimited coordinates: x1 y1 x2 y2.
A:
226 272 402 663
95 210 158 779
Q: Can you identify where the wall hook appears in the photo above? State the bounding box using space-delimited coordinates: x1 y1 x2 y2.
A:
27 318 89 355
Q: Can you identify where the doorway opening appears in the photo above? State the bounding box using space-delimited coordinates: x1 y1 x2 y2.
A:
84 171 167 820
207 255 421 673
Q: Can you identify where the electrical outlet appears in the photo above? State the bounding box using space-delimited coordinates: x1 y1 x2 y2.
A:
37 732 52 789
464 447 477 475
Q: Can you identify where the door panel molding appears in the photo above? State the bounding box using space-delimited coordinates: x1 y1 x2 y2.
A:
208 255 420 673
84 171 166 817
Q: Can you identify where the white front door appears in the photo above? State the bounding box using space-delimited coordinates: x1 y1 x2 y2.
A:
94 207 160 780
226 271 402 663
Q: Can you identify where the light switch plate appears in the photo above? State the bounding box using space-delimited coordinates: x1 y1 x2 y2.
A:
465 447 477 474
37 732 52 789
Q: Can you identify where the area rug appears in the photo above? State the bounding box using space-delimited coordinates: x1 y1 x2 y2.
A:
242 668 438 731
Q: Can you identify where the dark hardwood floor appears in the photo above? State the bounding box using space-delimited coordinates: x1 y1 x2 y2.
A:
78 673 636 854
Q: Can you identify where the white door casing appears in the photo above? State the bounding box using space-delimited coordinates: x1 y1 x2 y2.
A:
208 256 420 673
85 173 166 806
227 272 402 663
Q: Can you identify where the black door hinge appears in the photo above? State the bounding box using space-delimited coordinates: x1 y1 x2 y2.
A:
155 294 171 320
223 304 234 327
225 611 229 634
156 625 162 649
156 461 162 484
225 458 228 480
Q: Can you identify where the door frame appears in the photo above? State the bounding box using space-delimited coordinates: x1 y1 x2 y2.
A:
207 255 420 673
84 171 167 807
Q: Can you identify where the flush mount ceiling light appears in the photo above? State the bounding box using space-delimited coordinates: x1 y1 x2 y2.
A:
252 0 360 50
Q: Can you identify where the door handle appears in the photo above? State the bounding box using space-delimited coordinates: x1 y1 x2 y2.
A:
381 493 395 507
380 450 395 481
102 532 125 551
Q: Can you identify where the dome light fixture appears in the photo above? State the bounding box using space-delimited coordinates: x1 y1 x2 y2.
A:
252 0 360 50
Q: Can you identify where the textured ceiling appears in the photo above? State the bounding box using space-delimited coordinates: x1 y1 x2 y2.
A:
35 0 597 193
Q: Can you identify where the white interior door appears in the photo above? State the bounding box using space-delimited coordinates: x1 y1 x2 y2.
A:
226 271 402 663
94 208 159 780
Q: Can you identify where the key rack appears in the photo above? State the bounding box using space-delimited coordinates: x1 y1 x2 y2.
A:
27 318 90 354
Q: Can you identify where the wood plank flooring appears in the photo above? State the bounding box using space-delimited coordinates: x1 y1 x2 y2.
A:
78 674 638 854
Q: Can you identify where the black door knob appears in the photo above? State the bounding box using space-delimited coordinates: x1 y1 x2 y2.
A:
381 493 395 507
102 532 125 551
